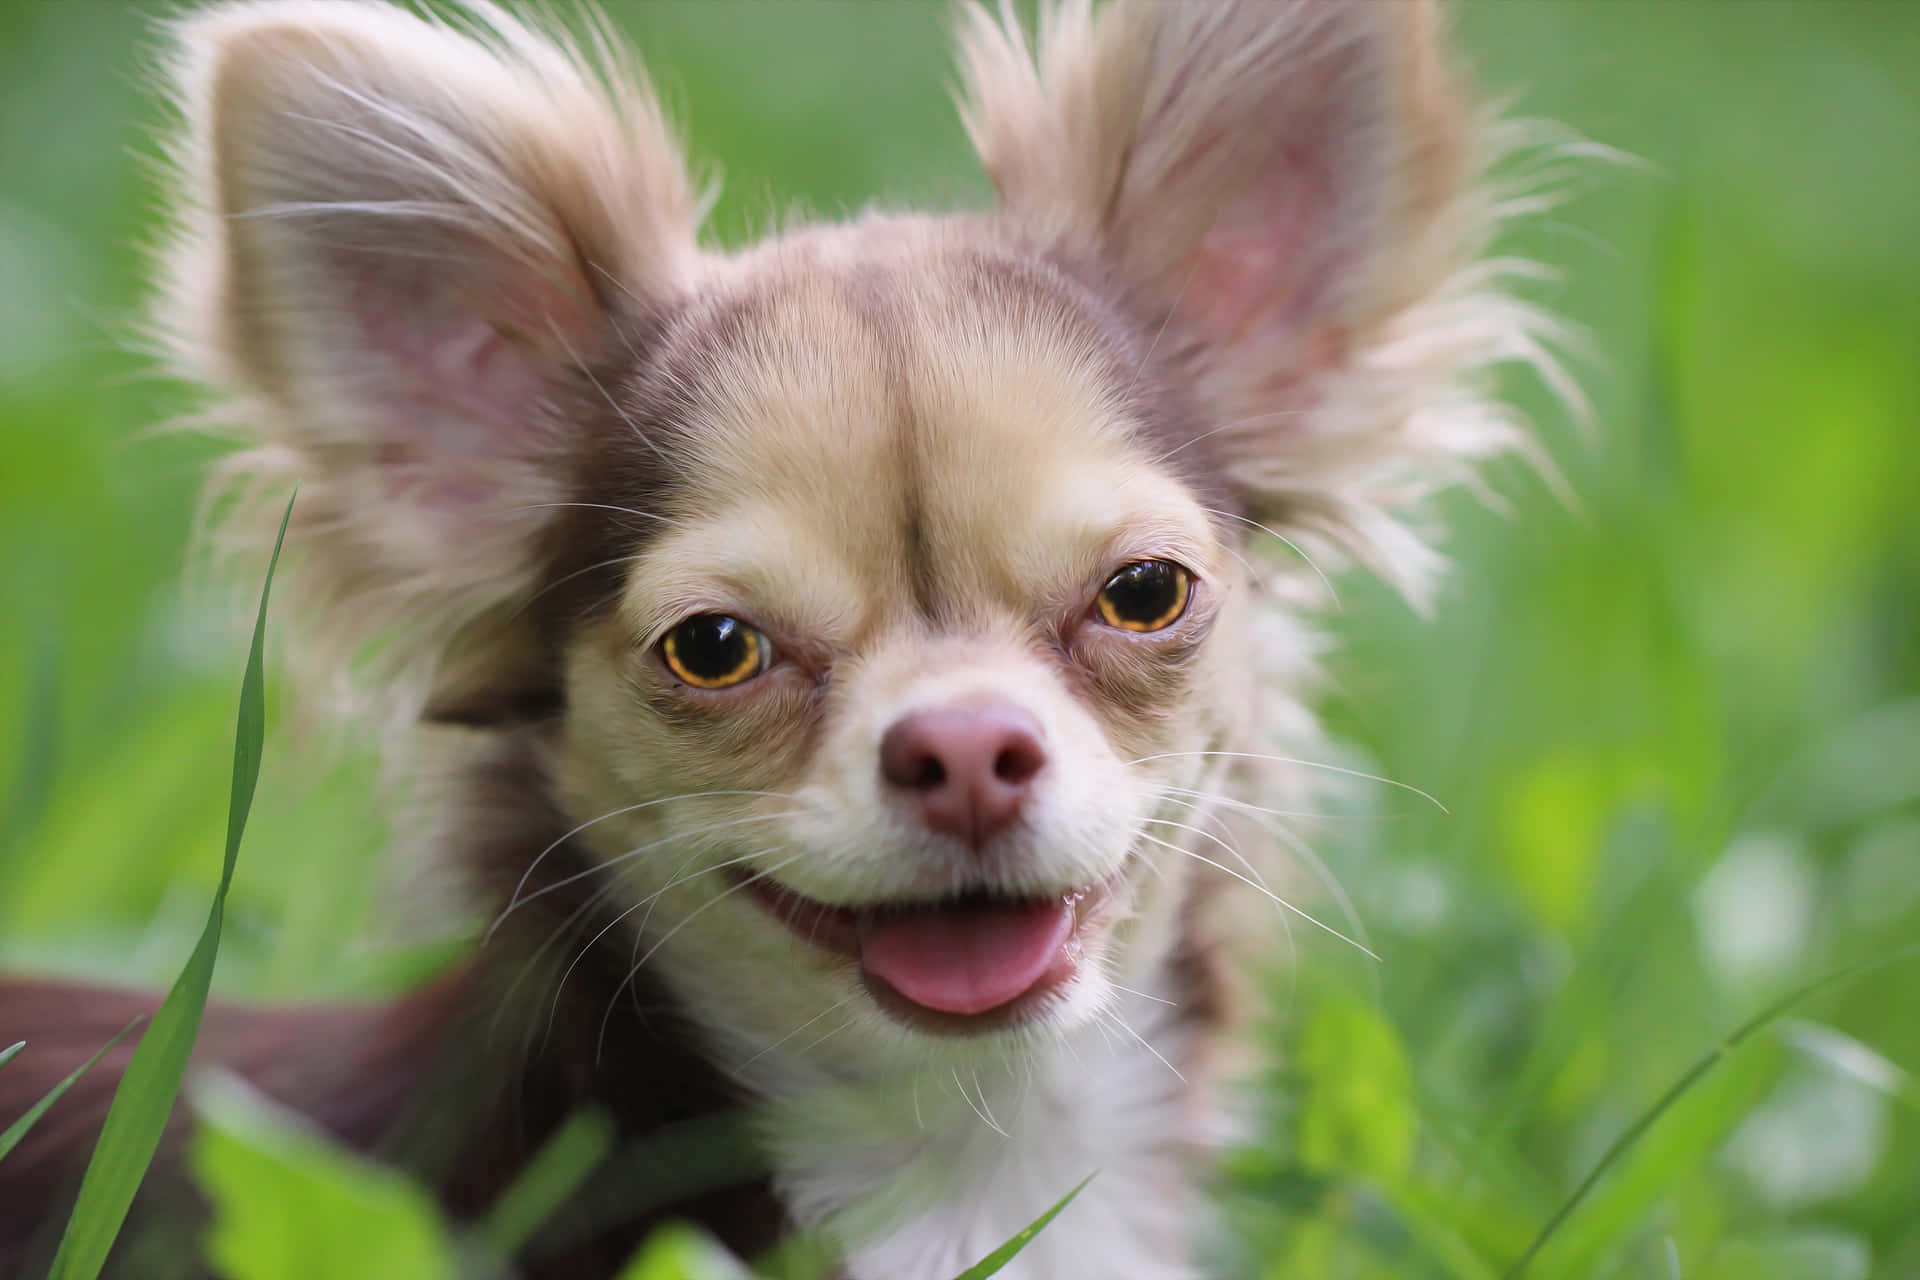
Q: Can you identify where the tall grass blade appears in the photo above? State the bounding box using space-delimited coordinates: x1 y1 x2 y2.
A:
0 1042 22 1072
1502 944 1920 1278
45 494 294 1280
0 1021 140 1165
949 1173 1094 1280
475 1108 614 1262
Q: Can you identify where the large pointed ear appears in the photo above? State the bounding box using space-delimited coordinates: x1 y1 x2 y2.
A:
958 0 1550 601
161 0 700 708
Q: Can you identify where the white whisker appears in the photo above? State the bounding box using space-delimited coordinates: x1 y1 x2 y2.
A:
489 874 625 1048
590 846 814 1055
506 500 673 525
1198 506 1341 607
559 845 799 1041
491 790 794 937
1154 408 1308 464
550 318 678 471
953 1067 1007 1138
505 550 648 623
972 1065 1005 1133
620 850 812 984
791 1010 858 1060
736 994 859 1071
1108 981 1178 1009
1155 791 1374 954
1142 813 1275 892
1099 1007 1185 1083
1156 785 1360 823
507 809 800 926
1134 830 1377 962
1127 750 1447 813
1124 256 1200 402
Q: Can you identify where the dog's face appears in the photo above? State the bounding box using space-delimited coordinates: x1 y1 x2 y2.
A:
553 228 1245 1057
166 0 1524 1067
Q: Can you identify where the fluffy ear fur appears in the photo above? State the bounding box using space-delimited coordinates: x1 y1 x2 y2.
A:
162 0 701 708
958 0 1551 602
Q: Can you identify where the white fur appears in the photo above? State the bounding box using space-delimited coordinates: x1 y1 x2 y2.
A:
747 985 1210 1280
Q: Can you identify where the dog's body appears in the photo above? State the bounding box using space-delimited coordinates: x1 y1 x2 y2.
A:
0 1 1552 1275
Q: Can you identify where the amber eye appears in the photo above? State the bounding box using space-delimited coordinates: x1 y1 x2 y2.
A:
660 614 770 689
1095 559 1193 632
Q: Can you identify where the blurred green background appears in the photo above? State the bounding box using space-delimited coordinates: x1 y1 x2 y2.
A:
2 2 1917 1277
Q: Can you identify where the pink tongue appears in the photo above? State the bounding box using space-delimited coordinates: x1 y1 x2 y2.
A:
859 899 1076 1016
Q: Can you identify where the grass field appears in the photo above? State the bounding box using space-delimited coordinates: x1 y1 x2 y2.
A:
3 2 1918 1277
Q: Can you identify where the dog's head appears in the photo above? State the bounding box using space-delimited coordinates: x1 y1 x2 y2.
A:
164 0 1535 1067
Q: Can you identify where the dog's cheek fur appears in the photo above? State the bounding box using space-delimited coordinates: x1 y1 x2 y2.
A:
551 617 826 880
613 650 823 800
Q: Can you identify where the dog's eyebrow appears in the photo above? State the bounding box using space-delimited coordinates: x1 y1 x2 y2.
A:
972 242 1238 514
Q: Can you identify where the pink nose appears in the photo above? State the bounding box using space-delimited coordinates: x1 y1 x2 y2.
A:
879 703 1047 847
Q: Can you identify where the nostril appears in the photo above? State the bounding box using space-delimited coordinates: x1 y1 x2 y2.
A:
993 739 1044 785
881 717 955 794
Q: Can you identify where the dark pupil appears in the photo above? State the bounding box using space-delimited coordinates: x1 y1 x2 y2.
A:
1107 561 1177 621
675 615 749 678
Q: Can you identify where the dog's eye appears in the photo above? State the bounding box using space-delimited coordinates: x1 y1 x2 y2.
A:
1095 559 1193 633
660 614 771 689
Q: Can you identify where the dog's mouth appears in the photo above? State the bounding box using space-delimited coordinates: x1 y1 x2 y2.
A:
736 873 1113 1030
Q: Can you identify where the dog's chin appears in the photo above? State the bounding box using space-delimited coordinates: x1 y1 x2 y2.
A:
734 869 1125 1038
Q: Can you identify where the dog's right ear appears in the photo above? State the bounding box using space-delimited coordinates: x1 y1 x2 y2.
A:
163 0 700 708
958 0 1536 605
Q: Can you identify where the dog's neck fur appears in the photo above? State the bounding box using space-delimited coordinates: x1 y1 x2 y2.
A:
759 981 1214 1280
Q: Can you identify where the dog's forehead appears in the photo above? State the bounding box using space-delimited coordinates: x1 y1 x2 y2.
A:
614 223 1219 625
667 228 1137 480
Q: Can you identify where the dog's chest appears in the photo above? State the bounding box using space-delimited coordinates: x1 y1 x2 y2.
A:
758 995 1210 1280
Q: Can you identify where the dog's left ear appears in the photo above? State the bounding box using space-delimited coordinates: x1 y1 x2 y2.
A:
959 0 1535 598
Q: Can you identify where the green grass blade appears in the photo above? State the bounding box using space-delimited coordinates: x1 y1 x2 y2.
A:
192 1073 455 1280
0 1021 140 1165
474 1108 614 1262
45 494 294 1280
1502 944 1920 1279
614 1224 749 1280
0 1042 22 1072
949 1173 1094 1280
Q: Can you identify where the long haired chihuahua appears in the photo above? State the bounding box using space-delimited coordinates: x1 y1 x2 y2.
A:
0 0 1556 1275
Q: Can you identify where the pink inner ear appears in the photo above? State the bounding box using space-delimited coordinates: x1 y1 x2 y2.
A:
1190 223 1290 346
1181 135 1346 361
335 250 579 504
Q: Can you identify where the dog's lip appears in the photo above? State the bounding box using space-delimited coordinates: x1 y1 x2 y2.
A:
733 872 1116 1030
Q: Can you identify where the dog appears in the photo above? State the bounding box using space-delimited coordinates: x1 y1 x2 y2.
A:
0 1 1556 1275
